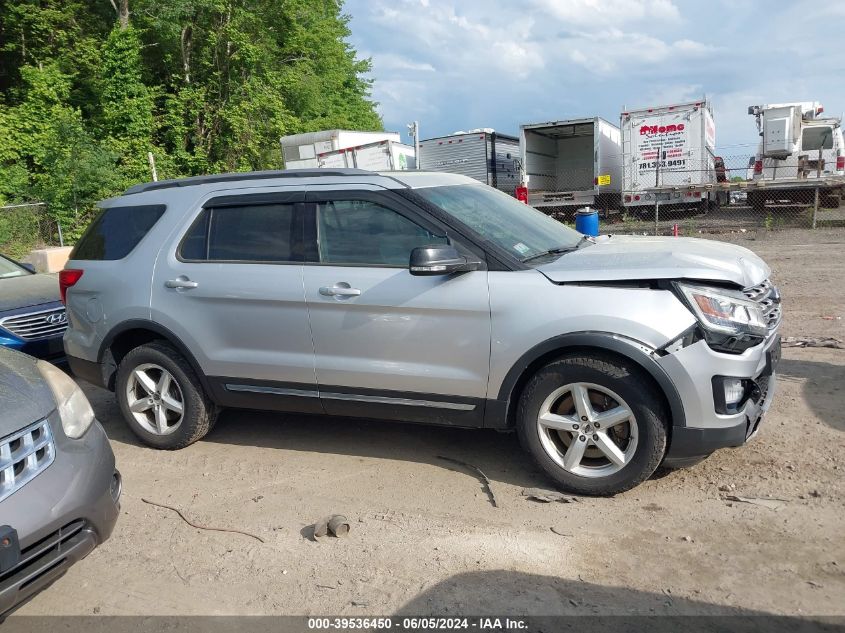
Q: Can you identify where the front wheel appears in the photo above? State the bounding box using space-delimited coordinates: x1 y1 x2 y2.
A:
517 355 668 496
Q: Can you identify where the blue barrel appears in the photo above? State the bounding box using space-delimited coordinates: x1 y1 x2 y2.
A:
575 207 599 236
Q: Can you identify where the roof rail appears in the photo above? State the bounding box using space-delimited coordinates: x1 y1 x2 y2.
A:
123 168 373 195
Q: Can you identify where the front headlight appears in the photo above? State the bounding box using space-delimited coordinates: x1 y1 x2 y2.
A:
677 283 767 337
37 360 95 439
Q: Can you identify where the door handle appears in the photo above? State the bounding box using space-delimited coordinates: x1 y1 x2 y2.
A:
165 277 199 289
319 284 361 297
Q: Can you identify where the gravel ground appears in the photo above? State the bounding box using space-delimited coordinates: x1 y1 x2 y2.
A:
15 228 845 617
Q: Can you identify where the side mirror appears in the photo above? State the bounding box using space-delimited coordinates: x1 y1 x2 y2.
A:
20 262 36 274
409 245 480 276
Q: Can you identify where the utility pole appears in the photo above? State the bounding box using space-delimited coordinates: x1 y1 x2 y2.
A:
147 151 158 182
407 121 420 170
654 142 662 235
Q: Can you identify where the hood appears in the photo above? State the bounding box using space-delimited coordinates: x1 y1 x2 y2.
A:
537 235 770 288
0 272 60 313
0 347 56 437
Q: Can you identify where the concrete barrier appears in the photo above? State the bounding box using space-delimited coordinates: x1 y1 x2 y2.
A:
26 246 73 273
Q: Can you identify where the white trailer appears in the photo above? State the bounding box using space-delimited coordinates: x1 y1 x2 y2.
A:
519 117 622 209
747 102 845 210
620 100 717 212
317 139 416 171
417 130 520 195
280 130 402 169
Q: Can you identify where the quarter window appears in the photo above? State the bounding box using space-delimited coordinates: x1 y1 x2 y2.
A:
180 204 297 262
71 204 166 261
316 200 446 266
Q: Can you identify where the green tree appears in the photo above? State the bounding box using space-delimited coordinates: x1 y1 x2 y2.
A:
0 0 381 248
98 25 157 182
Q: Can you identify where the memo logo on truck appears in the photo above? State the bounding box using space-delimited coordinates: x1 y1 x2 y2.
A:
640 123 685 136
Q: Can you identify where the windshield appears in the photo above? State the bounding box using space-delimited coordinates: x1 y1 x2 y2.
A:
413 184 584 262
0 256 29 279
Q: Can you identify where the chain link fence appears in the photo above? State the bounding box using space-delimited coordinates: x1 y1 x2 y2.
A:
2 150 844 259
0 203 65 260
524 151 845 238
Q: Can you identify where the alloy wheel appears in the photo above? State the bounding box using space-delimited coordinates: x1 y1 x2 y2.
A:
536 382 638 477
125 363 185 436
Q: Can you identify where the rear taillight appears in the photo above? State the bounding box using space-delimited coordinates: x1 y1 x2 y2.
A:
624 195 632 202
837 156 845 171
634 195 641 201
753 160 763 174
515 185 528 204
59 269 84 304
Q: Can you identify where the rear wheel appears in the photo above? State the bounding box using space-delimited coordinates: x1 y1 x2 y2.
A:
115 341 217 449
517 354 668 496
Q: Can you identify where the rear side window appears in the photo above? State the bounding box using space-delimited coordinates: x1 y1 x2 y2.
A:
180 204 297 262
71 204 166 260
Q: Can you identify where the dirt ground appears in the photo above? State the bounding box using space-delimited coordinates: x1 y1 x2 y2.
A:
16 229 845 617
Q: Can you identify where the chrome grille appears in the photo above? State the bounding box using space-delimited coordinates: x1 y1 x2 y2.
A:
0 419 55 503
743 279 782 331
0 307 67 341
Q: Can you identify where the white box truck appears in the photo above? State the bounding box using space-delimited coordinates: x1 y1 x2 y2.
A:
620 100 717 213
747 102 844 210
280 130 402 169
519 117 623 209
418 130 520 195
317 139 416 170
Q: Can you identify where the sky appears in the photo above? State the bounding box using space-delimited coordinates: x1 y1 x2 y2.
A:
344 0 845 161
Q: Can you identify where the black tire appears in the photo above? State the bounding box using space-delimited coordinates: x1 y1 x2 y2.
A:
516 354 668 496
749 192 766 214
636 206 656 220
822 196 840 209
115 341 217 449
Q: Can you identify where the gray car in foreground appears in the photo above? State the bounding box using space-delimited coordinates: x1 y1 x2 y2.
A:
63 169 780 495
0 347 120 618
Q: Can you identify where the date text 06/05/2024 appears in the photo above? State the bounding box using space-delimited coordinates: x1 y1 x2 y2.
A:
306 617 528 630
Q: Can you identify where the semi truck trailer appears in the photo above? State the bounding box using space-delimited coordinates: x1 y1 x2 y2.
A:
518 117 622 209
280 130 402 169
316 139 416 170
620 100 718 214
418 130 520 195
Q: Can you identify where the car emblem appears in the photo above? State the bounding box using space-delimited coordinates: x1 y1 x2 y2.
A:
45 312 68 326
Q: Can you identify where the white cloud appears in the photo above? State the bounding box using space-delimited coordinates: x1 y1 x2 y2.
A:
344 0 845 151
373 53 436 73
533 0 681 24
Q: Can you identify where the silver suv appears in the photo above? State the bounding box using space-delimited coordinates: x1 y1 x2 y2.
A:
62 169 781 495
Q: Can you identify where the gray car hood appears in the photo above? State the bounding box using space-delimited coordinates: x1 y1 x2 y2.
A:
0 347 56 437
537 235 770 288
0 273 60 312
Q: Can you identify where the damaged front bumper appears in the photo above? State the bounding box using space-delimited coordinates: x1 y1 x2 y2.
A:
657 335 780 467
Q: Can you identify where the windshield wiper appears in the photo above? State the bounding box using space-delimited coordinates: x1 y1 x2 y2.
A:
521 236 593 263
